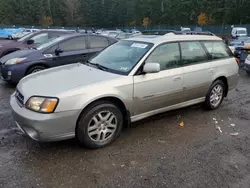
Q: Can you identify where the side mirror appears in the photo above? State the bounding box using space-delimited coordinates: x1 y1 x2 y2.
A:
143 63 160 73
26 39 34 45
55 48 63 55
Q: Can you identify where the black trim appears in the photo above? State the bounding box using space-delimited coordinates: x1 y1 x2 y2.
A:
25 96 59 114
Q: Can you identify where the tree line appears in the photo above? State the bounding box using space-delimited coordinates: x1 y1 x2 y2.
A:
0 0 250 28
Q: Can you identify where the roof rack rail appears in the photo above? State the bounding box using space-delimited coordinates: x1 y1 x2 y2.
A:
142 30 215 36
175 31 215 36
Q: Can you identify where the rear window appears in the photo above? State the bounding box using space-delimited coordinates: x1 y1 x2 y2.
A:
203 41 232 59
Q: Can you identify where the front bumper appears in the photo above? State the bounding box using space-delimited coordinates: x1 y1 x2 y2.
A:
10 94 80 142
0 64 26 83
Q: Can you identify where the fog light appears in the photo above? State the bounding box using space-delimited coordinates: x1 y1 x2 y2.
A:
7 71 11 76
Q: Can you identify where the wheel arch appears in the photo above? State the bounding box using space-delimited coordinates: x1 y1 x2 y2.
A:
76 96 130 129
25 62 50 75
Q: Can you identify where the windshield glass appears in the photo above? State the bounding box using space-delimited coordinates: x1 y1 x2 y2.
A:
17 32 35 42
89 40 153 75
237 30 247 34
36 36 66 50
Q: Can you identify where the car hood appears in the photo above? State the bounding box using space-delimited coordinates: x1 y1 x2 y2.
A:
0 40 13 45
0 49 35 64
17 63 121 99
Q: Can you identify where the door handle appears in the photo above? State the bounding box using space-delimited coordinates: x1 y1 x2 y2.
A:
209 68 214 73
173 76 182 81
82 54 88 58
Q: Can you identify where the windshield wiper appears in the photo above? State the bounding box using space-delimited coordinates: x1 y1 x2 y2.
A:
85 60 109 71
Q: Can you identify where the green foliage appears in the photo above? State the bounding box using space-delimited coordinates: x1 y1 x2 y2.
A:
0 0 250 27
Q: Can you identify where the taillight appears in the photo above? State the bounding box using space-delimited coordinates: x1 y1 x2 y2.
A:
235 57 239 64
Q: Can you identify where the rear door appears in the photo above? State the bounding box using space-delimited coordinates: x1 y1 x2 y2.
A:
87 36 110 58
45 36 89 67
181 41 213 102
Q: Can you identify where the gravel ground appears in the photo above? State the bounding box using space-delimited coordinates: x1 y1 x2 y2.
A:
0 69 250 188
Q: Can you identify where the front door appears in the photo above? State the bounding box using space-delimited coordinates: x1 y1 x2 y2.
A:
133 42 183 116
52 36 89 67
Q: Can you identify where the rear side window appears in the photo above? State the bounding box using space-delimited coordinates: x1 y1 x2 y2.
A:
30 33 49 44
180 41 208 65
88 36 109 48
203 41 231 59
59 36 86 51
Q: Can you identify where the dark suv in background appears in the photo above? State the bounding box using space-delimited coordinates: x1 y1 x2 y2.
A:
0 30 74 58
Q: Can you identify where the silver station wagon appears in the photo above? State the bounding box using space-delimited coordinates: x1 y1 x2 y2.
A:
10 33 239 148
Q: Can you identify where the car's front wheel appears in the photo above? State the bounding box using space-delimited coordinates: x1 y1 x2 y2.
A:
76 101 123 149
27 65 46 75
204 80 226 110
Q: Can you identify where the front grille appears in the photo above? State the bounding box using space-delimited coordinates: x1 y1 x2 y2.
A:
15 90 24 106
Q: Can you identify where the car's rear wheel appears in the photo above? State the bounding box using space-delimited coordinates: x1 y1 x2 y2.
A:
27 65 46 75
76 101 123 149
204 80 226 110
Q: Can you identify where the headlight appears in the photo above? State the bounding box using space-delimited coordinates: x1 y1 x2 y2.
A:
26 96 58 113
5 58 27 65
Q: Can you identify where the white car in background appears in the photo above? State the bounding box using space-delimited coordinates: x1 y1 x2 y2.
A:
12 29 39 39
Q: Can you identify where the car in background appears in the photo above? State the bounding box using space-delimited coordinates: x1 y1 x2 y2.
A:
131 29 141 34
231 27 247 39
181 27 191 32
101 30 120 38
115 32 133 40
0 34 117 83
0 28 23 39
243 39 250 48
244 55 250 75
142 30 175 35
10 33 238 149
12 29 40 39
230 36 249 47
0 30 73 58
194 27 202 32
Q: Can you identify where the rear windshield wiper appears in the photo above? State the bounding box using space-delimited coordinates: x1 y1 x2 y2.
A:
84 60 109 71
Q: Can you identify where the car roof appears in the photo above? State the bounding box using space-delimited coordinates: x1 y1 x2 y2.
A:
233 27 247 30
125 33 222 45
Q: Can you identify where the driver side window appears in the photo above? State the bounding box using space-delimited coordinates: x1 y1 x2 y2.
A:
146 43 181 71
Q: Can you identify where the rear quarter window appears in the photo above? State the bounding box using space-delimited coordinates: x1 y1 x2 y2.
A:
203 41 233 60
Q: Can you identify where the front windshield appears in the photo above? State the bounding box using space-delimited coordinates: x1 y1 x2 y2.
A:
17 32 34 42
238 30 247 34
89 40 153 74
36 36 66 50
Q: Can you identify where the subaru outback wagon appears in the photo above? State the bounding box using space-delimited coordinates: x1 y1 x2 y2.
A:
11 33 239 149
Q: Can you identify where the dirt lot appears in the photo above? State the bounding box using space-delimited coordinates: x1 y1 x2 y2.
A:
0 70 250 188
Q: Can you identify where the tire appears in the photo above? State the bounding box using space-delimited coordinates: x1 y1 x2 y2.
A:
27 65 46 75
246 71 250 76
204 80 226 110
76 101 124 149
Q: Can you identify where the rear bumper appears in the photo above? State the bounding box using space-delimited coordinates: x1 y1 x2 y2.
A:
10 94 80 142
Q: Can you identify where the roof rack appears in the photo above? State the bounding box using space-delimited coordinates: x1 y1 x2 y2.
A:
142 30 215 36
174 31 215 36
